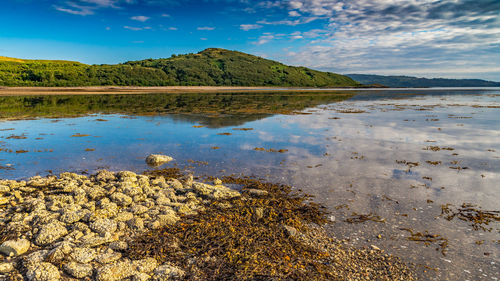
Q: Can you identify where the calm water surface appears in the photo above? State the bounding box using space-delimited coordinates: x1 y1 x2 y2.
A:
1 89 499 280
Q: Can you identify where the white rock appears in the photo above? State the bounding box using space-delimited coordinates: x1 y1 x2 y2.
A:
0 238 30 256
146 154 174 166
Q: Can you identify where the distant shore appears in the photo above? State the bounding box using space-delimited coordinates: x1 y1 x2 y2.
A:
0 86 365 96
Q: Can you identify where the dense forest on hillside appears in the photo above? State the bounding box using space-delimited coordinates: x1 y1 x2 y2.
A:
0 49 359 87
346 74 500 88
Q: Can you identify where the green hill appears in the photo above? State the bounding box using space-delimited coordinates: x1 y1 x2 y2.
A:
0 48 359 87
346 74 500 88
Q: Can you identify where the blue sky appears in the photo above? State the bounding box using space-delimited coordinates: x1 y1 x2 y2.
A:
1 0 499 80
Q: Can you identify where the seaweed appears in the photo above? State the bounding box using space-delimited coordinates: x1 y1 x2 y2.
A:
441 203 500 232
126 175 337 280
344 212 385 223
400 228 448 256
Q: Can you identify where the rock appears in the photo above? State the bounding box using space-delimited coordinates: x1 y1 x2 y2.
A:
213 178 222 185
133 258 158 273
64 262 93 278
254 207 264 219
0 238 31 256
79 234 116 248
70 247 97 263
283 225 298 238
95 170 116 182
96 249 122 264
153 212 180 228
192 182 240 200
127 217 144 231
96 260 136 281
34 221 68 246
111 192 133 206
246 188 269 197
93 199 118 220
23 250 49 267
130 204 149 215
60 209 85 224
0 197 9 205
0 185 10 193
371 245 381 251
152 263 184 280
116 211 134 222
26 262 61 281
132 273 152 281
145 154 174 166
47 241 73 262
91 219 118 236
0 262 14 273
109 241 128 251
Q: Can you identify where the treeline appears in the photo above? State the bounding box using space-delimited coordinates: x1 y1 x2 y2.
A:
0 49 359 87
346 74 500 88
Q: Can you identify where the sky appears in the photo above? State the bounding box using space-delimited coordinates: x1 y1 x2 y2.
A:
1 0 499 81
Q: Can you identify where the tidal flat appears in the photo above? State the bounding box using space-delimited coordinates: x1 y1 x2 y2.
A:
0 89 499 280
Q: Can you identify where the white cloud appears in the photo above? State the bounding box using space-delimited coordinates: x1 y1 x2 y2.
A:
123 26 151 31
197 26 215 31
240 24 262 31
254 33 275 45
288 10 300 17
131 16 150 22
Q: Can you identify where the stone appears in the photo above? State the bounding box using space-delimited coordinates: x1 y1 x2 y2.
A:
60 209 85 224
93 199 118 220
152 263 184 280
127 217 144 231
95 170 116 182
0 238 31 256
246 188 269 197
26 262 61 281
71 247 97 263
283 225 298 238
111 192 133 206
133 258 158 273
109 241 128 251
34 221 68 246
80 234 116 248
0 185 10 193
132 273 152 281
91 219 118 236
47 241 73 262
145 154 173 166
154 212 180 228
0 262 15 273
116 211 134 222
0 197 9 205
96 260 136 281
192 182 240 200
96 249 122 264
23 250 49 267
64 262 93 278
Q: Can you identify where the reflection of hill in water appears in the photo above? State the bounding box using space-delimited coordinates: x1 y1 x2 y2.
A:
168 113 272 128
0 92 353 127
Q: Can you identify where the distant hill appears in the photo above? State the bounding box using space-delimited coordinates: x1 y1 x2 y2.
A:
346 74 500 88
0 48 359 87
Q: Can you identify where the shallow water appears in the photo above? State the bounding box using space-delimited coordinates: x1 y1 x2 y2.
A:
1 89 499 280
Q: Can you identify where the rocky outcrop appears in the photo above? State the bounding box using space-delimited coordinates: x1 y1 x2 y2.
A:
0 169 240 280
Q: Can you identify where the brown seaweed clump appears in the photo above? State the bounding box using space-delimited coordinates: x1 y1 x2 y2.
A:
441 203 500 232
127 175 415 281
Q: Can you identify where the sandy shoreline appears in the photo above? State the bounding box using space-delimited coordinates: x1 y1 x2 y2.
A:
0 86 362 96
